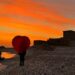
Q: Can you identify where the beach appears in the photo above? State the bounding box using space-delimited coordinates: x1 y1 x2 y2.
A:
0 47 75 75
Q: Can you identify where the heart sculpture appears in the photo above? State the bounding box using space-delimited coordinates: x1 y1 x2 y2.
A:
12 36 30 53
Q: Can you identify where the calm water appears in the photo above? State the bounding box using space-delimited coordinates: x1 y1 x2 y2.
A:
0 52 16 71
1 52 16 59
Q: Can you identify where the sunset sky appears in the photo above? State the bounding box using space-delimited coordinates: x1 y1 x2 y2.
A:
0 0 75 47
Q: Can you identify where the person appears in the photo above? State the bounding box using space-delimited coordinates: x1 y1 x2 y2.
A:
0 51 4 61
0 51 1 58
12 36 30 66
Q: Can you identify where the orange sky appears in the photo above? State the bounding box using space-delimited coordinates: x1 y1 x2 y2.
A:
0 0 75 47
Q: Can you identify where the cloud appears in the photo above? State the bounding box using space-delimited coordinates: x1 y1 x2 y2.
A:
0 0 75 25
0 0 75 47
0 0 75 31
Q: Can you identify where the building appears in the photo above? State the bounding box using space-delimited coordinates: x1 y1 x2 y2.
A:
47 38 69 46
63 30 75 40
34 40 46 46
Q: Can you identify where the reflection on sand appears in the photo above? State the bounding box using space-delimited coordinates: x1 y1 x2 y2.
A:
1 52 16 59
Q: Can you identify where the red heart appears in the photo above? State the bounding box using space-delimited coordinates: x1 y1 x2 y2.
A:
12 36 30 53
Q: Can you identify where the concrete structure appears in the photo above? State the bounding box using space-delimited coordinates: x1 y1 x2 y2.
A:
34 40 46 46
47 38 69 46
33 30 75 47
63 30 75 40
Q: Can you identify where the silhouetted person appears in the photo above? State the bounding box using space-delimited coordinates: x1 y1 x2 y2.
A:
0 51 2 59
12 36 30 66
0 51 4 61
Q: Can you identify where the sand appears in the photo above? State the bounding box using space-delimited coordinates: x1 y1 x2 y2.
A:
0 63 7 71
0 47 75 75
